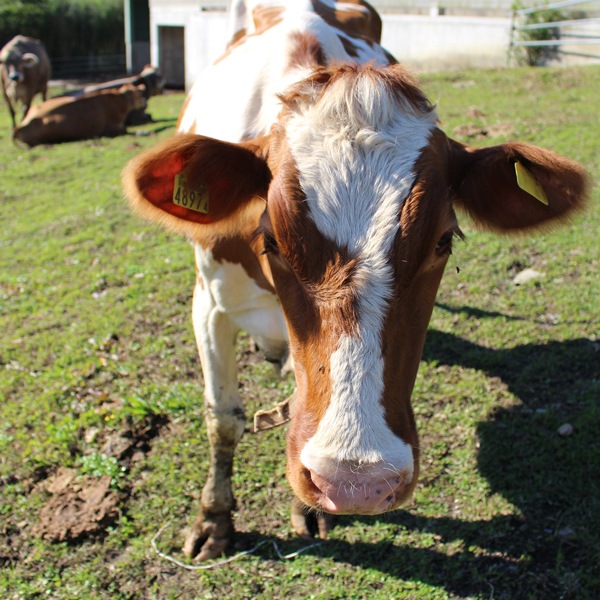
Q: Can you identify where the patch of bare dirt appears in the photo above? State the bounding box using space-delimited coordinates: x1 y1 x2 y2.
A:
453 106 515 140
453 121 516 140
31 416 168 544
32 468 121 542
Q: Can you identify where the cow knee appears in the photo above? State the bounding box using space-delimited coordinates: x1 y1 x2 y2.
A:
204 404 246 449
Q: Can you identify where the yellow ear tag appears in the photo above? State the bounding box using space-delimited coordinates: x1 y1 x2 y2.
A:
172 171 209 213
515 161 548 206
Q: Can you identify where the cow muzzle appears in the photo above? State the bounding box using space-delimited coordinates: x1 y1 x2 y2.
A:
308 464 412 514
292 453 415 515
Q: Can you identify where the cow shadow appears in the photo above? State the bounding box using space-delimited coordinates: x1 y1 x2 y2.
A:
127 117 179 137
235 313 599 598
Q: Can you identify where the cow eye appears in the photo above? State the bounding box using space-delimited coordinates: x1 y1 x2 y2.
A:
261 232 279 255
435 230 454 256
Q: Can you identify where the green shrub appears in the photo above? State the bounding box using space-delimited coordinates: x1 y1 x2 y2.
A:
512 3 567 66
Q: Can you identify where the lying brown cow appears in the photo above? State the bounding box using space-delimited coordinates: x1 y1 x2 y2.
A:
74 65 163 99
61 65 163 125
13 84 146 146
0 35 51 128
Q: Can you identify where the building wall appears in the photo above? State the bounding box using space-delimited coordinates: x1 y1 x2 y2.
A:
148 5 228 88
382 15 511 72
145 2 597 90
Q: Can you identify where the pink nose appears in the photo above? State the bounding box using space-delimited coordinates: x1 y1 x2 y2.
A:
309 470 405 514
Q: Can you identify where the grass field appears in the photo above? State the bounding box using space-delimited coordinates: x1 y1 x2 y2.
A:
1 65 599 599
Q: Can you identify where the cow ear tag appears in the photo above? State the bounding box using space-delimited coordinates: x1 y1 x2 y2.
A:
515 161 549 206
172 170 209 213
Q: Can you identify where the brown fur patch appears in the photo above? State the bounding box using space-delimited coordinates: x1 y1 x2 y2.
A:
287 31 327 71
215 4 285 66
279 63 434 120
312 0 383 43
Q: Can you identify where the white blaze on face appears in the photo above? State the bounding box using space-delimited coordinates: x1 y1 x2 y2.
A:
286 72 437 472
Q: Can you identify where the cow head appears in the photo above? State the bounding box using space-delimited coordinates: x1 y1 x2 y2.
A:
2 51 39 84
123 64 588 515
138 65 164 98
117 83 148 112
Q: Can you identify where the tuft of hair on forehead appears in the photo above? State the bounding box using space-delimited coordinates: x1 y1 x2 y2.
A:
279 62 436 126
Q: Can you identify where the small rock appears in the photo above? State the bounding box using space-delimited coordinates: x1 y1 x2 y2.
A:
44 467 78 494
102 432 134 458
557 526 576 541
557 423 574 437
84 427 100 444
513 268 544 285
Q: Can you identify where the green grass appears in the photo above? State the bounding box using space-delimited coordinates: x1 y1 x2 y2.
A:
1 65 599 599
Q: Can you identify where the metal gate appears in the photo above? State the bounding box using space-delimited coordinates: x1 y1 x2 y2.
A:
509 0 600 65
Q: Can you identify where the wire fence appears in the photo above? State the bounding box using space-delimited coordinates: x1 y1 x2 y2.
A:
51 54 127 80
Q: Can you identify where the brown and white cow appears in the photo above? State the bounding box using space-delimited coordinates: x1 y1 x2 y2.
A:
0 35 51 128
13 84 146 146
122 1 588 561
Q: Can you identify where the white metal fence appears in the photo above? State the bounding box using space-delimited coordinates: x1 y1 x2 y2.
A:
509 0 600 65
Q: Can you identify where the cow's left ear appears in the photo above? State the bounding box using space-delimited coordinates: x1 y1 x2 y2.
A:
447 139 589 232
122 133 272 240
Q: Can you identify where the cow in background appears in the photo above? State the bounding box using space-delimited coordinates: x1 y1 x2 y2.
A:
61 65 163 124
74 65 163 99
0 35 51 128
13 84 146 146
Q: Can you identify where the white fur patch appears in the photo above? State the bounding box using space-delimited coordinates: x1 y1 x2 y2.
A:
289 70 437 471
194 245 288 355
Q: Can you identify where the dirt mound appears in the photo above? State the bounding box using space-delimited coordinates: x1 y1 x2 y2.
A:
31 417 167 543
32 468 121 542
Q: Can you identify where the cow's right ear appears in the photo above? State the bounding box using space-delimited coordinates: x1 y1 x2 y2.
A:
22 53 40 68
122 133 272 241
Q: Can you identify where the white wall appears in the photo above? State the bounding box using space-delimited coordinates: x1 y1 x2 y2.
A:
185 11 229 88
149 6 229 90
153 11 514 89
147 8 520 89
382 15 512 72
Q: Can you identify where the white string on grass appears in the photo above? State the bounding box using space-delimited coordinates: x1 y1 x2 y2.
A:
151 522 321 571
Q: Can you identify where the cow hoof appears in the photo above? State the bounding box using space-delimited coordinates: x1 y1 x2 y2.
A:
182 510 233 561
290 497 335 539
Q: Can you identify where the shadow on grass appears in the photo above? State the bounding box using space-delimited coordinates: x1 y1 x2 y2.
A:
234 330 599 598
435 301 594 327
127 117 179 137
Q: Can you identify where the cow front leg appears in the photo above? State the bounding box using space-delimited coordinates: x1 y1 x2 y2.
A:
183 278 245 560
3 91 17 129
183 405 244 560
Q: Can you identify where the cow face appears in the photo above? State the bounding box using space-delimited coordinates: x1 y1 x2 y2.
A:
258 66 444 512
2 51 39 85
123 63 588 516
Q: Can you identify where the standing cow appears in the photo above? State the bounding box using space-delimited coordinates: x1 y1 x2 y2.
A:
0 35 51 128
122 1 588 561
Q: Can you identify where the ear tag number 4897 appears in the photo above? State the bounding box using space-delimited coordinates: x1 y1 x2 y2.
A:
173 171 209 214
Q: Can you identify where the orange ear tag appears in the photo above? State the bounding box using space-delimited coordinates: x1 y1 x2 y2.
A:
515 161 549 206
172 171 209 213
